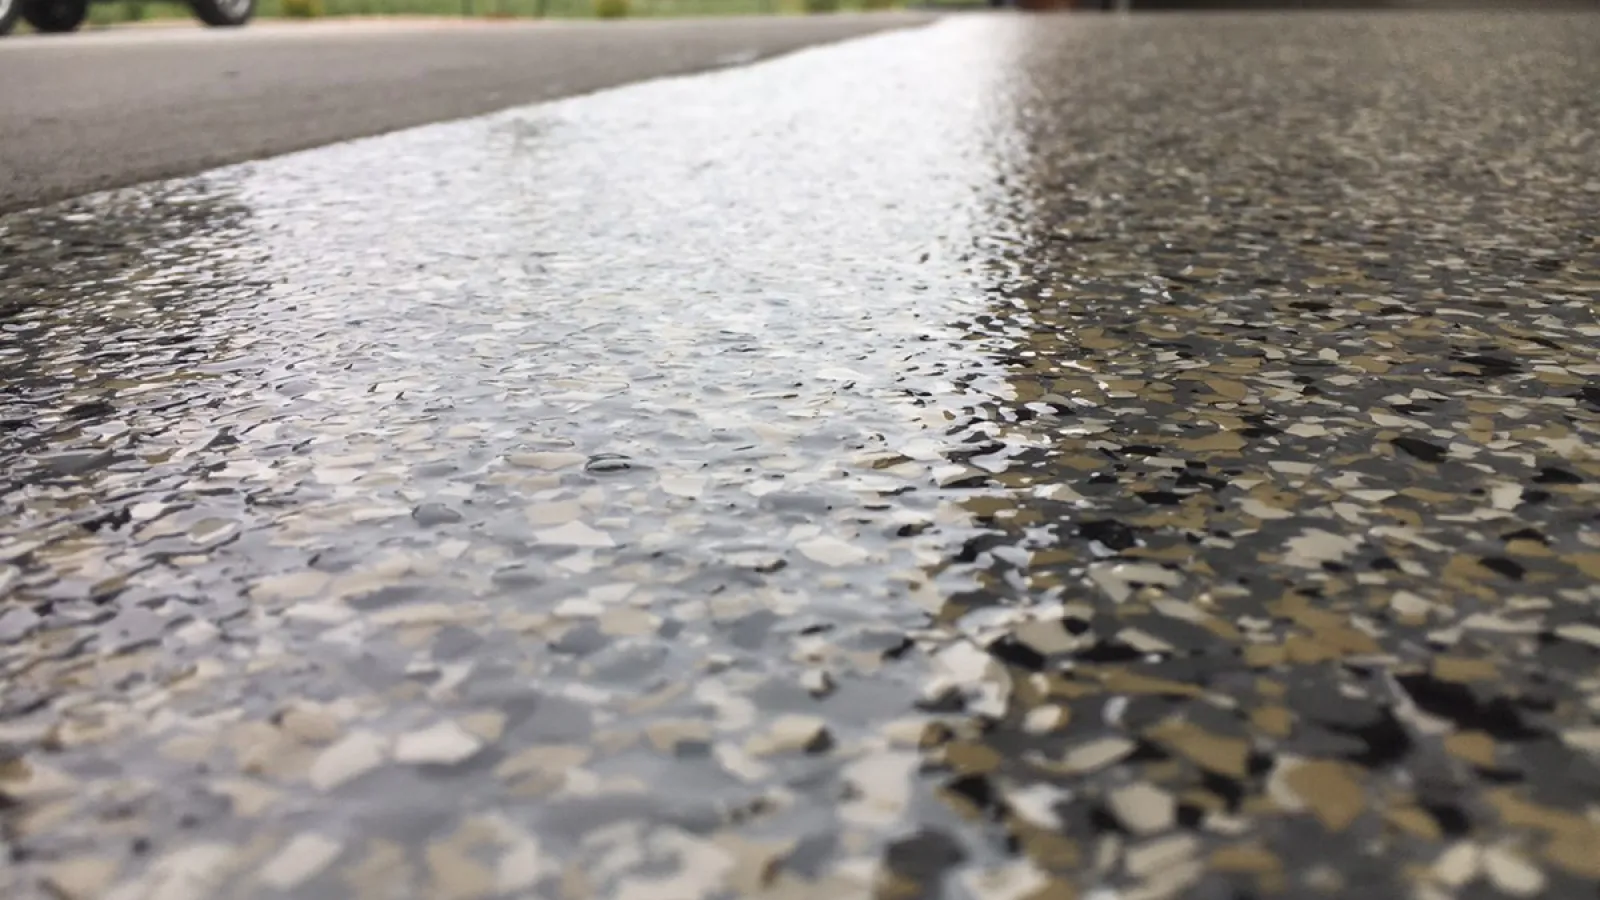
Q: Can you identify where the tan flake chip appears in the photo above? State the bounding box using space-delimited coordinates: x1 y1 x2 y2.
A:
1282 759 1365 832
1147 720 1250 778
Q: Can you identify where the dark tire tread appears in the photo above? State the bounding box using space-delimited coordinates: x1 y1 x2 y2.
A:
21 0 87 32
189 0 254 27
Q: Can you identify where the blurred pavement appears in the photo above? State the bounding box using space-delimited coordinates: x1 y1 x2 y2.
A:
0 14 933 213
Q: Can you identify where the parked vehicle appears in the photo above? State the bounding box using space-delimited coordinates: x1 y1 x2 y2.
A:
0 0 253 35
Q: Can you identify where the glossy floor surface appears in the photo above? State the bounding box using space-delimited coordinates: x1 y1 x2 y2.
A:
1 11 1598 900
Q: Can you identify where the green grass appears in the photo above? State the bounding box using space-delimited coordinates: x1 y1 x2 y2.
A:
88 1 191 25
79 0 897 24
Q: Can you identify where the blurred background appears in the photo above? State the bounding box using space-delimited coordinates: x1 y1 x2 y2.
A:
78 0 891 26
58 0 1599 29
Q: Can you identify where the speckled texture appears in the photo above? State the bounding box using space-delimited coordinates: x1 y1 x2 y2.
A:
2 11 1599 900
926 14 1600 900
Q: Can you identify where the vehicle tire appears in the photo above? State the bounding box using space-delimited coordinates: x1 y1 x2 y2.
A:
0 0 22 37
21 0 87 32
190 0 253 27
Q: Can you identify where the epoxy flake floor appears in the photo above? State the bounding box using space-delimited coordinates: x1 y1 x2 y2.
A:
1 11 1598 900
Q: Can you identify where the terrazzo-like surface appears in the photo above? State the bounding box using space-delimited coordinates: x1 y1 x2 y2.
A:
2 11 1598 900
